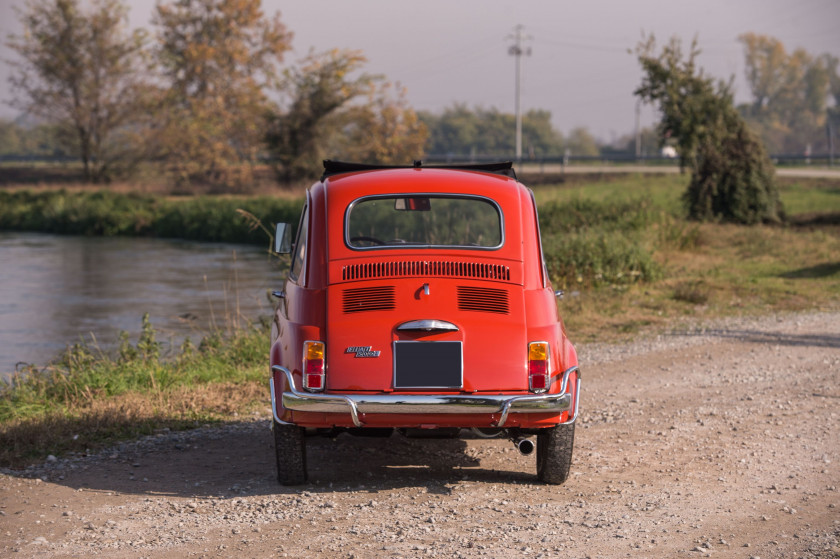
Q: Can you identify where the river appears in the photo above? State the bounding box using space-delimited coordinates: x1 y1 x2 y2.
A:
0 232 283 380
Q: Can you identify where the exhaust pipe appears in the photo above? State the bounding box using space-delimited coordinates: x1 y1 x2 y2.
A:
513 437 535 455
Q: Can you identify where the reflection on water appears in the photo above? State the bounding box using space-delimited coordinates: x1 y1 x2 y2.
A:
0 232 284 379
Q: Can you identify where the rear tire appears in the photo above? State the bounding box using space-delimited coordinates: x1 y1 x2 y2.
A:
536 422 575 485
273 421 307 485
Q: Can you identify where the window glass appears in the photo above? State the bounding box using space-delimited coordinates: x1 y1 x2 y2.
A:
347 196 502 248
290 205 308 281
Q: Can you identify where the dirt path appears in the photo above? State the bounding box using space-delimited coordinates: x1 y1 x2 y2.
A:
2 312 838 558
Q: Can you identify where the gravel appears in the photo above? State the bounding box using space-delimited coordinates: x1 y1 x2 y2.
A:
1 310 838 558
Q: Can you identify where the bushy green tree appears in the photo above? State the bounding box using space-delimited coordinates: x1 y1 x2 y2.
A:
635 36 783 224
6 0 150 181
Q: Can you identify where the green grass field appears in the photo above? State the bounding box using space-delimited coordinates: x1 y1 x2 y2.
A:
530 173 840 339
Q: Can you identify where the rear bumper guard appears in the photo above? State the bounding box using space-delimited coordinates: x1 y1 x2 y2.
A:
270 365 580 428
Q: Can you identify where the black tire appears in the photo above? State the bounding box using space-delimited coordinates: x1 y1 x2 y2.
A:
536 422 575 485
273 421 307 485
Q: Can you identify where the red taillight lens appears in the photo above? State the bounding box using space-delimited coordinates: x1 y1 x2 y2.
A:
529 342 550 393
303 341 325 392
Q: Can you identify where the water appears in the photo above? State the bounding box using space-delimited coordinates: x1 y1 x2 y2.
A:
0 233 284 379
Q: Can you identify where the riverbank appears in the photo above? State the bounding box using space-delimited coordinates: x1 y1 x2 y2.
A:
0 315 269 468
0 189 304 246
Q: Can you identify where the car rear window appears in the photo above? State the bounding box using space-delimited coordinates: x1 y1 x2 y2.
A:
346 195 502 249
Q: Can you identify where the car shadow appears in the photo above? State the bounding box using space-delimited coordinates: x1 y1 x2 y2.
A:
6 421 537 499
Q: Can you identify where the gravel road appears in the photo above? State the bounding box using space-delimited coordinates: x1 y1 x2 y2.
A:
2 311 838 558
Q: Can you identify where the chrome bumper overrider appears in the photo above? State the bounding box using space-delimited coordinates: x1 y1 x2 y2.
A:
270 365 580 428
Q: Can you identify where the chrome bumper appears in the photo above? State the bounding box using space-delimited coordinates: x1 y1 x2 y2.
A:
270 365 580 428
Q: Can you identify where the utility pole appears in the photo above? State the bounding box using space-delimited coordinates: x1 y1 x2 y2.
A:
508 25 531 161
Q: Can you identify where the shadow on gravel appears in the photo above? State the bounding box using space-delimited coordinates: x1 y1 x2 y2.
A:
8 421 535 498
683 329 840 349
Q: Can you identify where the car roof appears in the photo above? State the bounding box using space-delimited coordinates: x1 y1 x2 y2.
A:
320 166 525 201
320 160 517 181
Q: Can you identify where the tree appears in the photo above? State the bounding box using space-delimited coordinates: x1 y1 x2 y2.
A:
335 81 428 164
564 127 599 157
264 49 374 183
0 119 24 156
521 109 565 158
152 0 292 187
738 33 837 154
419 105 565 158
0 118 66 157
635 36 783 224
6 0 150 181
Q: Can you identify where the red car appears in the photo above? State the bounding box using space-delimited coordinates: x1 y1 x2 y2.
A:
270 161 580 485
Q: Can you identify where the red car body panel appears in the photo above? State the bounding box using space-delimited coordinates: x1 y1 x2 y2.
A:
270 166 579 431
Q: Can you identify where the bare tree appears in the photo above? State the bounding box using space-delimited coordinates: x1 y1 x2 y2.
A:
6 0 150 181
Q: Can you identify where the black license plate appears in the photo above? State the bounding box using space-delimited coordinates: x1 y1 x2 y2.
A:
393 341 462 389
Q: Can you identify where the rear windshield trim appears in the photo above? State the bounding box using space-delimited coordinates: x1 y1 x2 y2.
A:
344 193 505 251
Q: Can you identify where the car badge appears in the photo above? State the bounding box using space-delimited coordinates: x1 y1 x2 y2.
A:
345 346 381 358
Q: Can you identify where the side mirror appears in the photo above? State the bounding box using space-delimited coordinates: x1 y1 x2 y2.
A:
274 223 292 254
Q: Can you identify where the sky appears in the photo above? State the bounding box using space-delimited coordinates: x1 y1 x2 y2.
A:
1 0 839 143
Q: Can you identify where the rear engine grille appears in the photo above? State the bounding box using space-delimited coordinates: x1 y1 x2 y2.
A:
343 286 396 313
457 286 509 314
342 260 510 282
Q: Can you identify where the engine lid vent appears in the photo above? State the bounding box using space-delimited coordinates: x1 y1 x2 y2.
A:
457 286 509 314
343 286 396 313
342 260 510 282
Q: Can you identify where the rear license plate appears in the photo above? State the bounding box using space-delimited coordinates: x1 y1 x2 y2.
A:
393 341 462 389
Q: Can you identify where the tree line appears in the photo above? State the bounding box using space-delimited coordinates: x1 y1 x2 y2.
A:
3 1 837 202
4 0 426 186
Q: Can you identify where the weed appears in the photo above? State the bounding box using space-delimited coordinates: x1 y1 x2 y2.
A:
543 229 660 289
0 317 268 467
672 281 711 305
657 214 704 250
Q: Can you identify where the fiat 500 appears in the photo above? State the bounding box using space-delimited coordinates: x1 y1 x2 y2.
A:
270 161 580 485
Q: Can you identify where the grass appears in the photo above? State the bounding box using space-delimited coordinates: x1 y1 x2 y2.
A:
0 314 270 468
1 172 839 467
0 189 304 245
542 173 840 340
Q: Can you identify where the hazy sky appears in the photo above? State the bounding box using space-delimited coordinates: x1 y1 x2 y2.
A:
1 0 838 142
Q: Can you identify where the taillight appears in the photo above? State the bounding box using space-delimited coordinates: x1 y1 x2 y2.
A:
528 342 550 393
303 341 325 392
